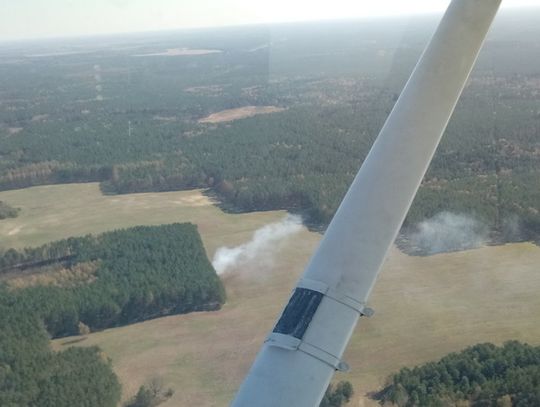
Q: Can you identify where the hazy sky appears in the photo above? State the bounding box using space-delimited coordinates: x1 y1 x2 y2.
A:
1 0 539 41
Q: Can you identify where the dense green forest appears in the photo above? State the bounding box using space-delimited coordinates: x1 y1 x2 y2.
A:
124 378 174 407
0 223 225 337
0 11 539 240
0 290 121 407
377 341 540 407
320 381 354 407
0 200 19 219
0 223 224 405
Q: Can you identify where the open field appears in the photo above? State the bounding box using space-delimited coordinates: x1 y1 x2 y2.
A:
16 184 536 406
3 184 539 405
198 106 286 123
54 241 540 406
0 183 287 257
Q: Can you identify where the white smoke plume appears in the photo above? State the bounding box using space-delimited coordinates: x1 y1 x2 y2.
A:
409 212 489 255
212 214 303 275
502 214 523 241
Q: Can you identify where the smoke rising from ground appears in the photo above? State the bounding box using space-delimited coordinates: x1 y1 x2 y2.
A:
409 212 489 255
212 215 303 275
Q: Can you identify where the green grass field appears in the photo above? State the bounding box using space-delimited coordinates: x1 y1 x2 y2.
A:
2 184 539 406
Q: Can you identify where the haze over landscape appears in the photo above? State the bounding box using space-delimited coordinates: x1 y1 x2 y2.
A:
0 2 539 407
1 0 539 41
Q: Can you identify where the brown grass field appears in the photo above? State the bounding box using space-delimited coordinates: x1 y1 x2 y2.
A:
2 184 539 406
198 106 286 123
0 183 285 256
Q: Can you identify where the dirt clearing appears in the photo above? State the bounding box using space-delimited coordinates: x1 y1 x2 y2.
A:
198 106 286 123
133 48 222 57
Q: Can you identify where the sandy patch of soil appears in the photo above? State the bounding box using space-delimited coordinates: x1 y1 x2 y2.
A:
8 226 21 235
133 48 222 57
172 194 213 207
7 127 23 135
198 106 286 124
153 115 177 122
185 85 225 95
31 114 49 122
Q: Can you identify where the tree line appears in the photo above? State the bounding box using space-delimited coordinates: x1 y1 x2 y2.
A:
102 100 540 241
0 223 226 405
0 200 19 219
0 223 226 337
377 341 540 406
320 381 354 407
0 290 121 406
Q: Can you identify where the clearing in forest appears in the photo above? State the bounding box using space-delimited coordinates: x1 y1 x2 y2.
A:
198 106 286 123
132 48 222 57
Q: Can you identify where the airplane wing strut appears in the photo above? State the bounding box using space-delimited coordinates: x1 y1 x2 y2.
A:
232 1 502 405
